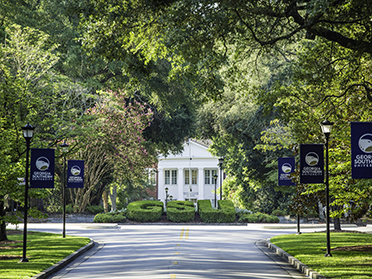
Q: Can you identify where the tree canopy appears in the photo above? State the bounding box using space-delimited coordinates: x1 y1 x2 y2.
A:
1 0 372 240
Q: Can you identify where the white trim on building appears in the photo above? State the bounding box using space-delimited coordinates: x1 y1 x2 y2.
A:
157 139 222 205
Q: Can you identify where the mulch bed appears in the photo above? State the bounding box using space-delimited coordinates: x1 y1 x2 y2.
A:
0 230 23 261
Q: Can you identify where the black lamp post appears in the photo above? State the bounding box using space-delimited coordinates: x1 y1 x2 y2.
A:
20 124 34 262
59 142 69 238
165 187 169 207
218 157 224 200
320 119 333 257
213 174 218 207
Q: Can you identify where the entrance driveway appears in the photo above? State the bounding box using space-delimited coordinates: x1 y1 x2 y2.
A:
12 223 320 279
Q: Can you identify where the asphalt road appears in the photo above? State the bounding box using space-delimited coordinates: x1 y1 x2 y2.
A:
14 223 317 279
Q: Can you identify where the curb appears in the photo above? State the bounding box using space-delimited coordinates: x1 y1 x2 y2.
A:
30 238 95 279
265 238 326 279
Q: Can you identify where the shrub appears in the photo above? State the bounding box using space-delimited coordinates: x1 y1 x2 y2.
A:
167 201 195 222
126 201 164 222
235 208 253 216
66 204 74 214
94 212 126 223
238 212 279 223
272 209 287 216
197 200 235 223
87 205 104 214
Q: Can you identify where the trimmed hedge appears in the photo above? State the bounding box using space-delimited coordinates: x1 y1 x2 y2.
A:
166 201 195 222
238 212 280 223
94 212 126 223
197 199 235 223
126 200 164 222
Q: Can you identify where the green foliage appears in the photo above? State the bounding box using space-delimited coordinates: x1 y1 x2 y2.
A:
126 201 164 222
238 212 279 223
94 212 126 223
65 204 74 214
271 209 287 216
28 207 49 220
197 200 235 223
166 201 195 223
86 205 104 214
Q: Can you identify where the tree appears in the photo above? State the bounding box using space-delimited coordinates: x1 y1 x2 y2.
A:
254 36 372 225
67 89 155 212
0 23 99 240
0 24 59 241
68 0 372 99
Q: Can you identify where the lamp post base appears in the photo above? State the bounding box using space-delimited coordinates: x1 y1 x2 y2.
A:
324 253 332 257
19 258 29 262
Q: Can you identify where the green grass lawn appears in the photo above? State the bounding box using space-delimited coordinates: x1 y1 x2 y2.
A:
271 232 372 279
0 230 90 279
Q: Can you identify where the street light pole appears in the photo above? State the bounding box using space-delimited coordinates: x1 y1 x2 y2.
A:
320 119 333 257
59 142 69 238
213 174 218 208
20 124 34 262
165 187 169 208
218 157 224 200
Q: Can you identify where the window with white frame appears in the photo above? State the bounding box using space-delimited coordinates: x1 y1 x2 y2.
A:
165 169 177 185
205 169 218 184
172 170 177 184
184 169 197 184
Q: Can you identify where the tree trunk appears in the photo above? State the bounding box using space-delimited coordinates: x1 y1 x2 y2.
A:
318 201 325 221
30 198 45 211
109 185 117 212
0 199 8 241
334 217 341 230
103 189 109 213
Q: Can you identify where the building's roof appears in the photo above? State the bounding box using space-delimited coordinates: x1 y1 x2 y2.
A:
190 138 212 148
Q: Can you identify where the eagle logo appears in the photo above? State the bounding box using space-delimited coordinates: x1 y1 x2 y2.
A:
281 163 292 173
359 134 372 153
35 157 50 171
305 152 319 166
71 166 81 176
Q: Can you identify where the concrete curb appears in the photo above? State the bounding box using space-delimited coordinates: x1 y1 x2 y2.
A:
265 238 326 279
30 238 95 279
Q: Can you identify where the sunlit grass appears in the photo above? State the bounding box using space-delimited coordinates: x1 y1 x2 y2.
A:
0 230 90 279
271 232 372 279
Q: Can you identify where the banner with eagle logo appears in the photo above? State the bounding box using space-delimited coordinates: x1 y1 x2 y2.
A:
300 144 324 184
278 157 296 186
351 122 372 179
67 160 85 188
30 148 55 188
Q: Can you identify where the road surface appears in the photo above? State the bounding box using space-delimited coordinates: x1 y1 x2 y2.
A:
11 223 318 279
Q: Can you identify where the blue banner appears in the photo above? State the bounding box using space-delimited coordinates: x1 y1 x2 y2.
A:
30 148 55 188
351 122 372 179
300 144 324 184
67 160 84 188
278 157 296 186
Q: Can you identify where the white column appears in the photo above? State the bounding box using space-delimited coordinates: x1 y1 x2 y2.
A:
178 168 184 201
198 168 204 200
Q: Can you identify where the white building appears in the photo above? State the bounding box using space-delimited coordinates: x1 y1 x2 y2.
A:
157 139 223 205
